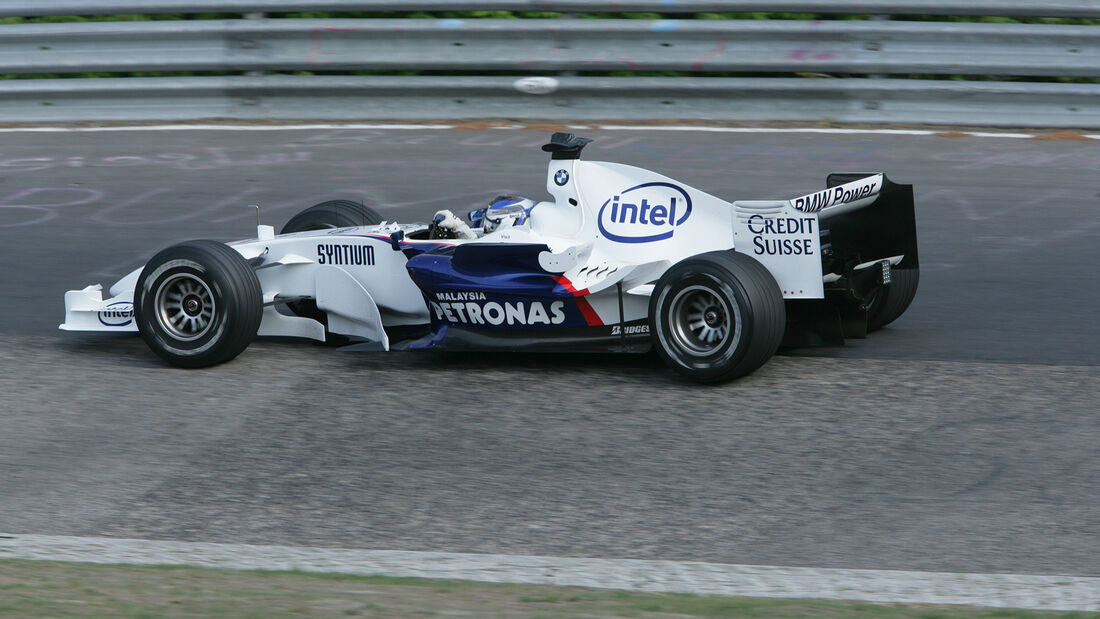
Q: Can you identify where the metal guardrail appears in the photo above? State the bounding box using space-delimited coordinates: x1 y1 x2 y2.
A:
3 75 1098 127
4 19 1097 77
0 3 1097 126
5 0 1100 18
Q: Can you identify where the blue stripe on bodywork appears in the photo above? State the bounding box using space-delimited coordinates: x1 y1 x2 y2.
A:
406 243 594 331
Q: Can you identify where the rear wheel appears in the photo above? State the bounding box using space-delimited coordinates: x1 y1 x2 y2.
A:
866 267 919 331
650 251 785 383
279 199 385 343
134 240 262 368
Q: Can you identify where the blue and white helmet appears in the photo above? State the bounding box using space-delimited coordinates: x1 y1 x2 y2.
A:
481 195 535 232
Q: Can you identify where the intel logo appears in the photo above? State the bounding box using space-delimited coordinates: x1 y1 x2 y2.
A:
597 182 692 244
98 301 134 327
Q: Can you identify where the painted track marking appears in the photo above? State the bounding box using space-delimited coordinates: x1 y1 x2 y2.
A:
1 534 1097 611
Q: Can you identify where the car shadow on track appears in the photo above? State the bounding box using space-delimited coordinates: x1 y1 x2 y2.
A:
49 334 686 385
339 347 676 380
52 334 163 369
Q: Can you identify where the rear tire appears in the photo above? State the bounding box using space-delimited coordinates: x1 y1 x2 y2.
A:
134 240 262 368
866 267 919 331
650 251 785 383
280 199 384 234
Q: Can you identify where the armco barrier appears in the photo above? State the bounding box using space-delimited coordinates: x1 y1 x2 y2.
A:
5 1 1100 18
0 2 1097 126
2 20 1097 78
3 75 1098 127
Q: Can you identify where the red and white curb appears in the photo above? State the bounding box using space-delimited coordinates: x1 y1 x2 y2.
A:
1 534 1097 611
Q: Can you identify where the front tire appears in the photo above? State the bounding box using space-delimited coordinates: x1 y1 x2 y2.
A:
650 251 785 383
280 199 383 234
134 240 262 368
278 199 385 344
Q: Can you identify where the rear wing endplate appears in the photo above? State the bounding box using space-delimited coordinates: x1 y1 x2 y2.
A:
821 173 919 270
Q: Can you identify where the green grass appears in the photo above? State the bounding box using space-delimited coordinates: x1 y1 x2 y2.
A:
0 558 1096 618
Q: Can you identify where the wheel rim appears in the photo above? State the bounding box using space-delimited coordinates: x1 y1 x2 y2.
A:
154 273 215 341
668 284 740 356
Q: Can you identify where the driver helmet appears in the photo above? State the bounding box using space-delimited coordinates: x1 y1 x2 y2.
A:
481 195 535 233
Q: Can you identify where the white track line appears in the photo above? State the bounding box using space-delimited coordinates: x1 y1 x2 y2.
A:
597 126 1059 139
0 124 455 133
1 534 1097 611
0 123 1094 139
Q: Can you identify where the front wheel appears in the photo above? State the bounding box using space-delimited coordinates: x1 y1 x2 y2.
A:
650 251 785 383
134 240 262 368
280 199 383 234
278 199 385 344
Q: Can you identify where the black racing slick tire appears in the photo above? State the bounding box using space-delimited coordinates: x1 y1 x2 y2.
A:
134 240 262 368
866 267 919 331
280 199 384 234
650 251 785 383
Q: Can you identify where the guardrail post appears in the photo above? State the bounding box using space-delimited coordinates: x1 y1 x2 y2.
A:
555 12 577 111
863 13 892 112
244 12 266 78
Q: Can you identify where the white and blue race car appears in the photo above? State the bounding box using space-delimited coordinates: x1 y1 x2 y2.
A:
61 132 918 382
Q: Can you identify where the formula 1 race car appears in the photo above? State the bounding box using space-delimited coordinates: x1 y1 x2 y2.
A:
61 132 918 383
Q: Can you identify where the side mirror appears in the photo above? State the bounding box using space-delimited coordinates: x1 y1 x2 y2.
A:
389 230 404 251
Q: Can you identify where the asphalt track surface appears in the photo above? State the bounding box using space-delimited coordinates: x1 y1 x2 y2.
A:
1 127 1098 578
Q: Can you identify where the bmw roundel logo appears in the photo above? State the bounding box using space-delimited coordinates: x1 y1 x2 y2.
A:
554 169 570 186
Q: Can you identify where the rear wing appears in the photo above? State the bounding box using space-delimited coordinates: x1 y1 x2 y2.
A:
790 173 883 217
818 173 919 271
